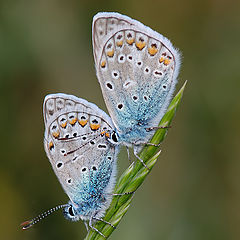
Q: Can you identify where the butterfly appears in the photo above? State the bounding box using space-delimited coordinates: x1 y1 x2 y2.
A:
92 12 181 167
21 93 120 237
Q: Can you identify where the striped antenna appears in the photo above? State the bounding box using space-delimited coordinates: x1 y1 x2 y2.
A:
20 204 68 230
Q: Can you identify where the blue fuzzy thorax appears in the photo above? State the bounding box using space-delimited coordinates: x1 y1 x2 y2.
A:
72 158 113 217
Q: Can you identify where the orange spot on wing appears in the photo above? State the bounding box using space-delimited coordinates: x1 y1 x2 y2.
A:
49 141 54 150
60 122 67 128
69 118 77 126
136 41 146 50
148 46 158 56
79 120 87 127
90 124 100 131
100 131 106 136
116 40 123 47
107 49 114 57
126 38 134 45
101 60 106 68
159 57 164 63
100 131 110 138
164 59 170 65
52 131 60 139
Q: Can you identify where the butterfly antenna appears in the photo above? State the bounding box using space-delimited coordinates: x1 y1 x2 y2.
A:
20 204 68 230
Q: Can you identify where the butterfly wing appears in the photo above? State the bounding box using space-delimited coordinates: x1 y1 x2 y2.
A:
92 12 181 141
43 93 118 204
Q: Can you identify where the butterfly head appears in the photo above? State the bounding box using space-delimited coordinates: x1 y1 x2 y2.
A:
105 130 119 145
63 202 81 222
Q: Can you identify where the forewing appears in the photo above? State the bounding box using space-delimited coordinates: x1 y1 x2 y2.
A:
43 93 117 202
92 12 181 131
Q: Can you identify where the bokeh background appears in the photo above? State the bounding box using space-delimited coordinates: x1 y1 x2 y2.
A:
1 0 240 239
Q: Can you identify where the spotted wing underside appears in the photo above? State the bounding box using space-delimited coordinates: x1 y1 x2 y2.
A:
92 12 181 132
43 93 118 202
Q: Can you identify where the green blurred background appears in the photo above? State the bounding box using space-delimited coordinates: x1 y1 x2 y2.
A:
1 0 240 239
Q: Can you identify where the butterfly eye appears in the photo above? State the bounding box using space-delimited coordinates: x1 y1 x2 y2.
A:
63 204 80 222
111 132 119 143
68 206 75 217
106 131 119 145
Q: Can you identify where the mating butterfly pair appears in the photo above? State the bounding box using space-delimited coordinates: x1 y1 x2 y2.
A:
21 12 181 237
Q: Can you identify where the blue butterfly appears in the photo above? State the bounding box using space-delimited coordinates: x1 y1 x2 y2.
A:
21 93 121 237
92 12 181 166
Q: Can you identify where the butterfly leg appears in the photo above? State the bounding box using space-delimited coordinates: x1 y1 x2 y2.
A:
89 216 106 238
144 126 171 146
133 147 150 170
84 221 89 232
104 191 135 210
136 139 162 147
92 217 116 229
126 146 132 164
144 142 161 147
104 191 135 197
111 191 135 196
146 126 171 132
